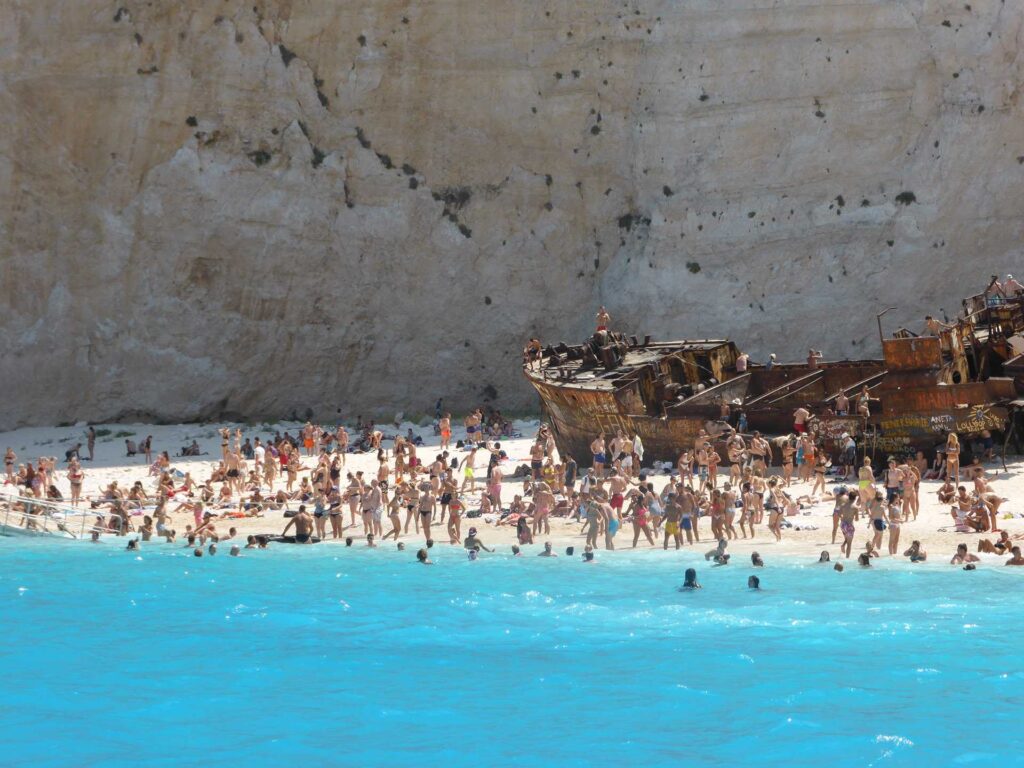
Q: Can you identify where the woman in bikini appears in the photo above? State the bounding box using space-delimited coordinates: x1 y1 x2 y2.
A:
4 447 15 484
945 432 961 486
811 454 827 498
887 499 902 555
740 482 757 539
781 440 795 487
765 480 783 542
327 486 343 539
344 472 362 528
858 457 875 501
628 492 655 547
67 460 85 506
381 486 402 541
447 490 463 544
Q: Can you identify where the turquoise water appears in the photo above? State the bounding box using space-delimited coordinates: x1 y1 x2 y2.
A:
2 539 1022 767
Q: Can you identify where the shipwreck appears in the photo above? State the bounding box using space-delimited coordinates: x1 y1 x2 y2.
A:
524 283 1024 464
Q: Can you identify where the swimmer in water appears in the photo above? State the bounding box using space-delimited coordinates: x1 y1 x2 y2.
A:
705 538 728 562
818 551 831 563
857 553 871 567
747 575 760 590
538 542 557 557
680 567 701 590
834 562 844 572
416 548 433 564
751 552 764 567
950 543 979 565
230 545 240 556
904 540 927 562
463 527 493 553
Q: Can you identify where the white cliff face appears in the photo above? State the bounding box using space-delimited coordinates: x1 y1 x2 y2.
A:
0 1 1022 427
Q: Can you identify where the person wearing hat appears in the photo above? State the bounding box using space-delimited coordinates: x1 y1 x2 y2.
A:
463 527 493 553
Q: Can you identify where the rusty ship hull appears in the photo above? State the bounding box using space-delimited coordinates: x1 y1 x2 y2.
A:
524 286 1022 464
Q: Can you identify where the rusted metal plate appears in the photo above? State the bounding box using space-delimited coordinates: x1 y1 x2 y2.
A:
882 337 942 370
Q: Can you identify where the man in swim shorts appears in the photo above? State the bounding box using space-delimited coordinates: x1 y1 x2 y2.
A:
281 504 314 544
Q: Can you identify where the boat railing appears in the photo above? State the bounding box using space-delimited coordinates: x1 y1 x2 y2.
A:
0 490 103 539
744 369 824 408
822 370 889 403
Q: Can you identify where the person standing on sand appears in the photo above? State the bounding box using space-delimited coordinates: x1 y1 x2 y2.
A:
722 482 739 540
727 432 745 485
887 502 902 555
946 432 961 486
740 482 757 539
585 498 605 550
439 413 452 450
867 492 889 553
781 439 795 486
765 479 784 542
487 460 503 514
5 447 16 483
749 432 772 475
628 492 655 547
460 446 478 493
282 504 314 544
529 440 544 481
67 459 84 506
418 484 435 543
383 486 403 541
679 485 698 544
662 494 683 550
362 479 381 536
86 427 96 462
447 492 464 544
537 481 557 535
858 457 875 500
839 491 861 559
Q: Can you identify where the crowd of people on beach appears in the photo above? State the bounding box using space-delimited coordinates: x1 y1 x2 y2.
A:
2 406 1020 570
1 294 1019 568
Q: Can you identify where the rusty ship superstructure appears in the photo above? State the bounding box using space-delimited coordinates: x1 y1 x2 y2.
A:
524 284 1024 463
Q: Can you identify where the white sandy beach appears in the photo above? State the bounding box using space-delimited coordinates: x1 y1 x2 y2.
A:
2 419 1022 567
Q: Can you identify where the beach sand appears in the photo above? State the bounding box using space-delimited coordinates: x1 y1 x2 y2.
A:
2 420 1022 566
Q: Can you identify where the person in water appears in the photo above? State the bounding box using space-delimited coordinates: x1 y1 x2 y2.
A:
463 527 493 553
751 552 764 567
747 575 760 589
416 548 433 565
538 542 557 557
950 543 980 565
705 538 728 562
680 568 701 590
857 553 872 567
1006 546 1024 566
904 540 927 562
818 551 831 563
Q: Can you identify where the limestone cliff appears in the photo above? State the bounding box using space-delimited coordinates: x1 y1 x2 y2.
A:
1 1 1022 427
